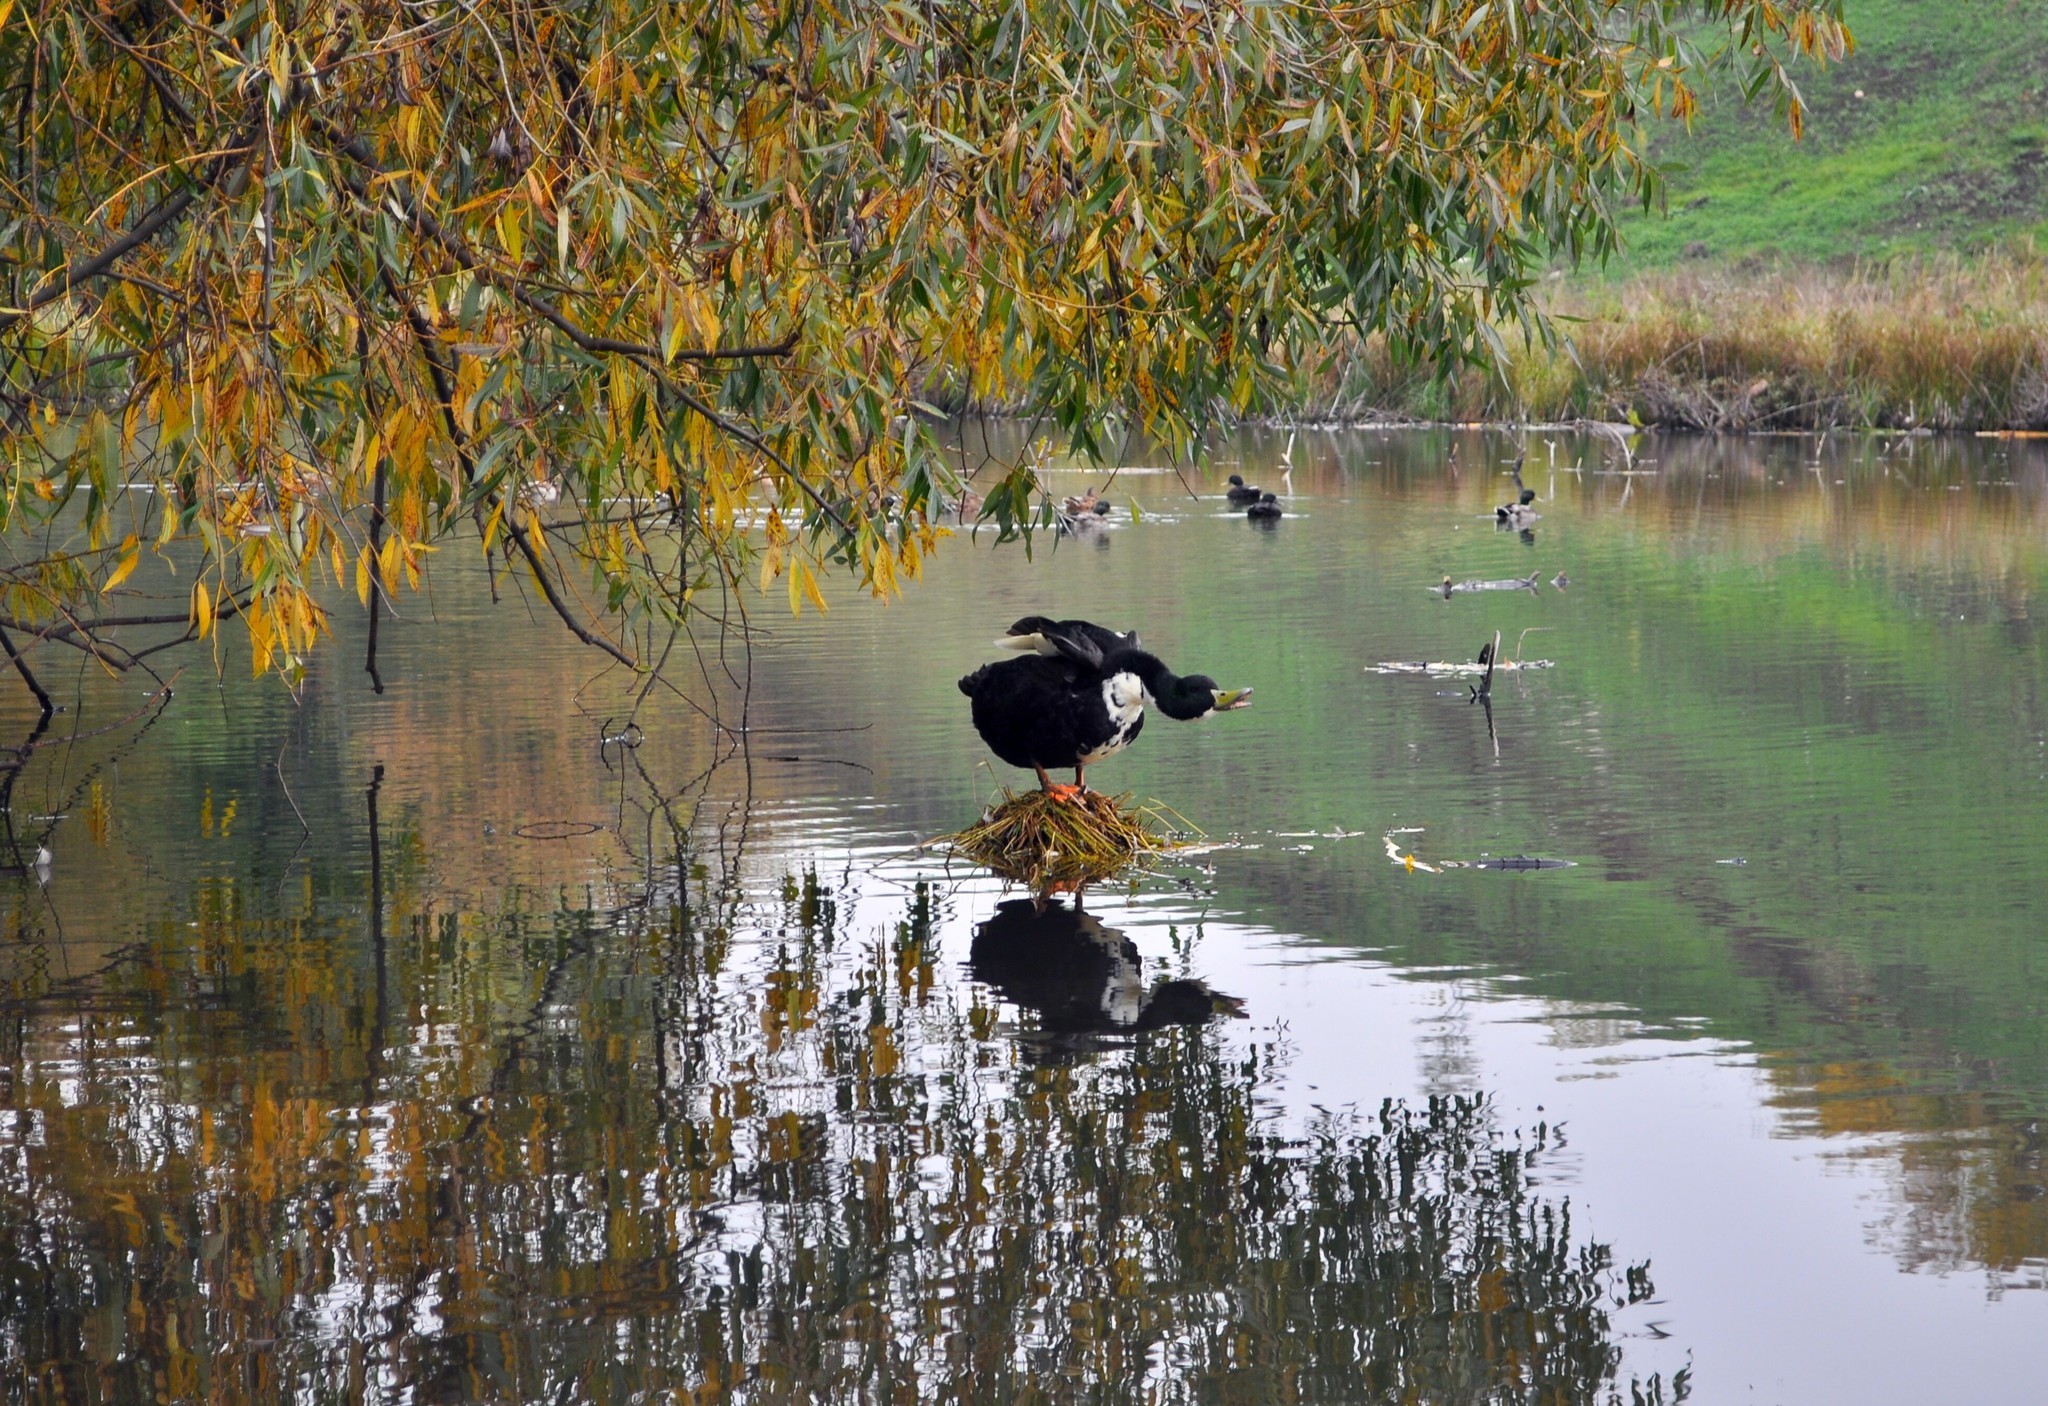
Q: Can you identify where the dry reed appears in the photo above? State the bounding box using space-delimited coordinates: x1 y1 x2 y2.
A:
934 788 1186 890
1265 247 2048 431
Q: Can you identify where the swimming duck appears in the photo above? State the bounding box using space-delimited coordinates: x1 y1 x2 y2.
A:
1495 488 1538 523
1061 488 1111 517
959 618 1253 797
1225 473 1263 504
1246 492 1283 522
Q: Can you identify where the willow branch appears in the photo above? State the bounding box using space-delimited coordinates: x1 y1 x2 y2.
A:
323 127 852 540
374 256 638 668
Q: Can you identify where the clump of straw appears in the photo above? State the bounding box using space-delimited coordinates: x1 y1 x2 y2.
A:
935 789 1187 889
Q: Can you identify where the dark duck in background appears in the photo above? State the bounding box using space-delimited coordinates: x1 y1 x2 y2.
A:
959 616 1252 798
971 898 1244 1061
1225 474 1263 504
1495 488 1538 523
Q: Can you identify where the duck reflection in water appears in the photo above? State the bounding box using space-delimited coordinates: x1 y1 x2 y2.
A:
970 897 1244 1060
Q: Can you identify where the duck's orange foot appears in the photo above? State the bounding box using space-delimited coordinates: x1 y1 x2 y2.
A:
1043 782 1085 804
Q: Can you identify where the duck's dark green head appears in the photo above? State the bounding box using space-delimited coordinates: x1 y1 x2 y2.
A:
1112 650 1254 719
1154 670 1254 720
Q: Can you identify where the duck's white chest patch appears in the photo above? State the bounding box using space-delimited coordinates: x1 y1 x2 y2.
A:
1079 672 1149 765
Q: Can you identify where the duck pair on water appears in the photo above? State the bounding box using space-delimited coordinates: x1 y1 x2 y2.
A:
958 617 1252 798
1227 476 1284 521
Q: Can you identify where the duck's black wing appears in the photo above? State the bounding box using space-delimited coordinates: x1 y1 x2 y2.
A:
999 616 1139 666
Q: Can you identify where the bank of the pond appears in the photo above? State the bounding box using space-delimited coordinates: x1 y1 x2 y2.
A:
1275 253 2048 433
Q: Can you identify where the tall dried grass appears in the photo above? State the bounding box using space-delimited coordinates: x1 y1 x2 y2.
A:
1274 250 2048 431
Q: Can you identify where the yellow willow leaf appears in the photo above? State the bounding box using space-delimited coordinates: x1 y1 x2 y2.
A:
684 288 721 347
787 560 803 617
249 613 272 675
0 0 18 34
454 359 486 435
503 203 527 263
102 538 141 594
329 542 345 589
481 498 505 552
379 534 402 596
194 581 214 639
800 561 828 614
356 548 372 607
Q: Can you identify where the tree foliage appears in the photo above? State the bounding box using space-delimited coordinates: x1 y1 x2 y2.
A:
0 0 1845 680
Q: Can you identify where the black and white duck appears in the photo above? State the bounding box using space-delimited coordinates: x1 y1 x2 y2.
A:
959 617 1253 797
1225 473 1263 504
1246 491 1283 522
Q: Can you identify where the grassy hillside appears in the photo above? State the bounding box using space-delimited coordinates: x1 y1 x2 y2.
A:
1611 0 2048 267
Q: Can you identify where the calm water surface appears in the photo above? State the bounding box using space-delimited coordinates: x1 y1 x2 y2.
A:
2 428 2045 1403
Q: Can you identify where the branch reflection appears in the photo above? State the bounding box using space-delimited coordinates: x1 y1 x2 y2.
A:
0 854 1669 1404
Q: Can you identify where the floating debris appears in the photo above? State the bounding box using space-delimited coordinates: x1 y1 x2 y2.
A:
1368 658 1554 676
1385 829 1576 874
1372 628 1555 676
1433 571 1545 597
932 789 1187 890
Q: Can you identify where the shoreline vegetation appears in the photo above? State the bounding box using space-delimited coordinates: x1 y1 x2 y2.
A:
1256 250 2048 434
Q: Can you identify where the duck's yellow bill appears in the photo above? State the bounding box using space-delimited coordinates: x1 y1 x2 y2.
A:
1212 687 1254 711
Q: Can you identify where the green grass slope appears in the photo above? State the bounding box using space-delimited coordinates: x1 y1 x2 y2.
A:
1612 0 2048 267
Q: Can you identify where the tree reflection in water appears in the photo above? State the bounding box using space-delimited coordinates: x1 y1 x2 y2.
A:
0 854 1668 1404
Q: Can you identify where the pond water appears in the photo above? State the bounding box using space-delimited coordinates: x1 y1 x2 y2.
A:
2 426 2045 1403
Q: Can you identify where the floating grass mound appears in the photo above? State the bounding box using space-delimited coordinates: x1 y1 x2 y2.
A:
937 789 1186 890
